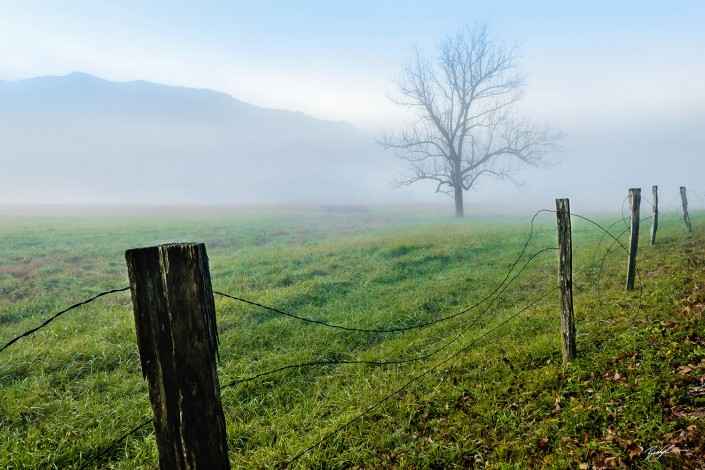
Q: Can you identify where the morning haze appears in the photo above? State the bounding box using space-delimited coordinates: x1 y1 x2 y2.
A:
0 72 403 206
0 1 705 213
3 2 705 468
1 1 704 213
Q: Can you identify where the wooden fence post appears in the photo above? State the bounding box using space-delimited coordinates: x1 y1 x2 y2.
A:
125 243 230 470
626 188 641 291
650 185 658 245
556 199 576 363
680 186 692 233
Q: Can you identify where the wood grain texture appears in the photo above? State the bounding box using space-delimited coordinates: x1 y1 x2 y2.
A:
125 243 230 470
556 198 575 363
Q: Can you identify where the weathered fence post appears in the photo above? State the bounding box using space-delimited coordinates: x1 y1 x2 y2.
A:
125 243 230 470
626 188 641 291
680 186 692 233
556 198 576 363
650 185 658 245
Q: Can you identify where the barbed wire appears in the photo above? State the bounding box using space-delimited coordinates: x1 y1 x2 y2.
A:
575 206 705 347
215 210 555 334
78 243 557 469
81 243 557 469
112 210 696 470
209 208 674 394
588 216 631 266
585 212 662 297
660 210 685 226
661 192 683 217
280 284 559 467
641 195 655 210
6 209 550 469
280 203 702 465
7 199 697 469
76 244 558 467
0 286 130 355
580 215 704 350
686 189 704 204
220 245 558 391
620 195 631 228
77 417 153 470
570 212 632 256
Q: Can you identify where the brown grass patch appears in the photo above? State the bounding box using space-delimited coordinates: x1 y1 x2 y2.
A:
0 261 43 280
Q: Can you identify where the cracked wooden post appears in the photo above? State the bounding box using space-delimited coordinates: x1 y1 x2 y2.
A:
626 188 641 291
650 185 658 245
681 186 692 233
556 198 575 363
125 243 230 470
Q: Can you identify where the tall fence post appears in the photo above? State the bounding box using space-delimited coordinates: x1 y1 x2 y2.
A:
650 185 658 245
626 188 641 291
680 186 692 233
556 198 576 363
125 243 230 470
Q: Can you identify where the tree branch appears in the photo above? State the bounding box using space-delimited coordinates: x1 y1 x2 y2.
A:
381 22 563 215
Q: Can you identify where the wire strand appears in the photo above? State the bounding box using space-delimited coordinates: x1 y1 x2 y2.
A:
78 417 153 470
0 286 130 354
281 285 558 467
215 210 554 334
219 246 558 390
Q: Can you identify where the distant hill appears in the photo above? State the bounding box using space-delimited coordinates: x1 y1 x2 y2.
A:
0 72 401 205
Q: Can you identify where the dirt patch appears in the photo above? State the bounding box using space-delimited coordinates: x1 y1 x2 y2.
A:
0 261 43 281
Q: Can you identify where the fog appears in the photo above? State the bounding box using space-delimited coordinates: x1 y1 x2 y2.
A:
1 1 705 215
0 73 408 206
1 72 703 215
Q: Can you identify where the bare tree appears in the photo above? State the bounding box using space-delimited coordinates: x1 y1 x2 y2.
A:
382 23 561 217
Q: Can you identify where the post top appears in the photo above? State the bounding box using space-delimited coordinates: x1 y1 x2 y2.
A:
125 243 205 256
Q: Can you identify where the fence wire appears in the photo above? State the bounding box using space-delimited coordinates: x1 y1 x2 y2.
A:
77 417 153 470
2 200 700 469
281 285 559 467
220 245 558 391
0 286 130 355
215 210 554 334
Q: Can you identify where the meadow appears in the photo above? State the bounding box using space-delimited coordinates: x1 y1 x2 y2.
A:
1 204 704 469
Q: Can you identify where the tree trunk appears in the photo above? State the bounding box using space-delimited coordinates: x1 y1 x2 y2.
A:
454 186 464 218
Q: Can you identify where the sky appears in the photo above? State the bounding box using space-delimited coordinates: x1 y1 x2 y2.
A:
2 0 705 211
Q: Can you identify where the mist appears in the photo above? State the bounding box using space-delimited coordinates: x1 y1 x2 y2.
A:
1 72 704 215
0 73 407 206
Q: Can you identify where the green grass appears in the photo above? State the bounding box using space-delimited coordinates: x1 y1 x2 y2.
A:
1 206 704 468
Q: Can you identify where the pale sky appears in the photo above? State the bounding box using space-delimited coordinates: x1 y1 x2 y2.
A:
3 0 704 132
2 0 705 210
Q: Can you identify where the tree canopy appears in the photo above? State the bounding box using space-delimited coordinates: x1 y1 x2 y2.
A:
382 23 561 217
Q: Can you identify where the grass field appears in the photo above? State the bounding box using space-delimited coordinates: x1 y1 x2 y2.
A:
1 204 704 469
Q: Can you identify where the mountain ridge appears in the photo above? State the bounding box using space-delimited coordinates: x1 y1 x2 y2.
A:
0 72 401 205
0 72 356 128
